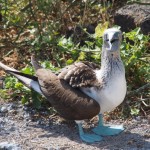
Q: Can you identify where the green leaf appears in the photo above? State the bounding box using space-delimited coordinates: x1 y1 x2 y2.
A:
21 96 29 105
66 59 74 65
21 67 34 75
130 108 140 115
95 22 109 38
14 82 23 89
4 76 18 88
78 52 86 61
137 34 143 40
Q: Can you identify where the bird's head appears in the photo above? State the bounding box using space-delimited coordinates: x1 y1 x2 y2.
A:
103 28 122 53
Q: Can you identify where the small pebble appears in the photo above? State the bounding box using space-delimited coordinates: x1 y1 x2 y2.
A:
135 116 141 121
7 103 16 111
0 142 21 150
37 118 45 125
0 106 8 113
0 118 5 128
22 106 29 111
9 126 16 131
142 119 148 124
23 112 30 119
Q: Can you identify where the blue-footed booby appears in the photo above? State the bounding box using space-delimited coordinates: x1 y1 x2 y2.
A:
0 28 126 143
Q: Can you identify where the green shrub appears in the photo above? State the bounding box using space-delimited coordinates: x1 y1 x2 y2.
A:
0 0 149 116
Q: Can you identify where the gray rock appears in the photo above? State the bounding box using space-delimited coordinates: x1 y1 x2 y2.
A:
7 103 16 111
0 106 8 113
142 119 148 124
23 112 30 120
114 4 150 35
0 103 17 113
22 106 29 111
0 142 21 150
9 126 16 132
0 118 5 128
135 116 141 122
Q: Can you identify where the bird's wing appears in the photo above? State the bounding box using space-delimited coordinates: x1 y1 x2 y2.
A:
36 68 100 120
58 61 101 88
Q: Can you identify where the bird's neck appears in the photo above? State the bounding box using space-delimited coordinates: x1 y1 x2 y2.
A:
100 48 125 78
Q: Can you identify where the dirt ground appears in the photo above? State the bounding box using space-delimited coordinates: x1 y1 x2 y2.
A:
0 100 150 150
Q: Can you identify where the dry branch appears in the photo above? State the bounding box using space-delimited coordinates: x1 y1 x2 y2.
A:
127 83 150 96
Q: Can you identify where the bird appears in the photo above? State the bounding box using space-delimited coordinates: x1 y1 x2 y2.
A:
0 28 126 143
58 28 126 141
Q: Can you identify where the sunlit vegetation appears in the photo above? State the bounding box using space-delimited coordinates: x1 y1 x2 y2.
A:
0 0 149 118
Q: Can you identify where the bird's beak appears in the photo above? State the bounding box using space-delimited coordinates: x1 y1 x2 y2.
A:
105 33 120 52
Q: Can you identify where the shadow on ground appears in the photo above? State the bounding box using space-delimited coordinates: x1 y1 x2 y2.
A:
29 118 150 149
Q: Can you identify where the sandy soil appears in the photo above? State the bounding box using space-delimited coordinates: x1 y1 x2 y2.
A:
0 100 150 150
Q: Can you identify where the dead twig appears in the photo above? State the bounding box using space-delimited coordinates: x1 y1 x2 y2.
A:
127 1 150 5
141 106 147 116
142 100 149 107
127 83 150 96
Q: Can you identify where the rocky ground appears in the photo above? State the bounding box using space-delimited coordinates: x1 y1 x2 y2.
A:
0 100 150 150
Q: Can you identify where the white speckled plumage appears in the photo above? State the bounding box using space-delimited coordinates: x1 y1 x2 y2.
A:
80 28 127 114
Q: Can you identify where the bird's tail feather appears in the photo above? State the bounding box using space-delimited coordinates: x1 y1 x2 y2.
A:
0 62 18 72
0 62 42 95
6 70 38 81
31 55 42 71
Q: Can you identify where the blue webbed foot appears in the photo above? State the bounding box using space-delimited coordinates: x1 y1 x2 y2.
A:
92 114 124 136
92 124 124 136
77 122 103 143
80 133 102 143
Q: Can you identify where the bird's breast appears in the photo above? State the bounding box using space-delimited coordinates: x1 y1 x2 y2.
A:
81 75 126 114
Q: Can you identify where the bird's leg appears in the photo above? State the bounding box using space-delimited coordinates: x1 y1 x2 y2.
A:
76 121 102 143
92 114 124 136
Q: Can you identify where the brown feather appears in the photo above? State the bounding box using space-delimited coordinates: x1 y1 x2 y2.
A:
36 68 100 120
58 62 100 88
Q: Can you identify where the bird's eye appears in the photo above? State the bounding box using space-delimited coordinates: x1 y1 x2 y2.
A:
111 39 118 43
